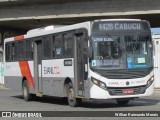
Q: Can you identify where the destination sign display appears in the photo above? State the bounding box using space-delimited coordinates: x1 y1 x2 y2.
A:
92 21 150 32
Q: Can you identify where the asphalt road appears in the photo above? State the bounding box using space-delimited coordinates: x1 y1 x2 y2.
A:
0 85 160 120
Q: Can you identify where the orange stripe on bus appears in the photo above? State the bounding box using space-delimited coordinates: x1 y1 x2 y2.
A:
14 35 24 41
19 61 35 90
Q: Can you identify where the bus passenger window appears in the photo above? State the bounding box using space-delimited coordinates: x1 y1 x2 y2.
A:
64 33 73 58
53 35 63 58
11 43 15 61
55 47 62 55
26 40 33 60
5 43 11 61
52 47 55 57
52 36 55 57
43 36 52 58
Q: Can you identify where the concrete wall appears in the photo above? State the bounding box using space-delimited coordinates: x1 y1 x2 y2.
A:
0 0 160 21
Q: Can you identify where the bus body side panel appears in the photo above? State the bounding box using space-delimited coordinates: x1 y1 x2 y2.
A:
28 61 35 94
4 76 22 91
4 62 22 91
4 61 35 94
42 59 74 97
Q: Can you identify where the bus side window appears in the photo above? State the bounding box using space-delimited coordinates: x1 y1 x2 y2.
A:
64 33 73 58
5 43 11 61
43 36 52 59
26 40 33 60
18 41 26 60
11 43 15 61
52 36 55 57
53 35 63 58
14 42 18 61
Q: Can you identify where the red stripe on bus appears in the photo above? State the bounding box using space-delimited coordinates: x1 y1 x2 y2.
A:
19 61 35 90
14 35 24 41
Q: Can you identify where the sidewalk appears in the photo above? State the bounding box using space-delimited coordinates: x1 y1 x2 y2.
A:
0 84 9 90
0 84 4 88
155 88 160 93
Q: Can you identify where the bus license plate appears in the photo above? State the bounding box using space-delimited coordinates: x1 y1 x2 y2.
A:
122 89 134 94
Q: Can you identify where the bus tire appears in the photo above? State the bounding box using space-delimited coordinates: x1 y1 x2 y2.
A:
116 99 129 105
22 80 32 101
66 82 82 107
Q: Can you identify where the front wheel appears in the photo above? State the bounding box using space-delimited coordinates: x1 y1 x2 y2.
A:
66 82 82 107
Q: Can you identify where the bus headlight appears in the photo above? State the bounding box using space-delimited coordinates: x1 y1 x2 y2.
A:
91 77 107 90
146 76 154 88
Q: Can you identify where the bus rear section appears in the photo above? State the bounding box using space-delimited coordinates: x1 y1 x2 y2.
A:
4 23 90 107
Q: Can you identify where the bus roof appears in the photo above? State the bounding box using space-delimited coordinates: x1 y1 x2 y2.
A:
4 19 147 42
93 19 142 22
4 21 91 42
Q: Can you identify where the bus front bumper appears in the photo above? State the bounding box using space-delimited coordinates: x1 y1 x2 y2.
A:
89 83 154 99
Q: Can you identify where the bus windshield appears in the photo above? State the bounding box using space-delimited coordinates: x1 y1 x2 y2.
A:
90 34 153 70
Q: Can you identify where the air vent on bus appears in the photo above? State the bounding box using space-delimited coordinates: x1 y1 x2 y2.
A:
92 67 153 79
27 25 66 35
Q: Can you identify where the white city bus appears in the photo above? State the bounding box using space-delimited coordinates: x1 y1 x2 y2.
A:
4 19 154 107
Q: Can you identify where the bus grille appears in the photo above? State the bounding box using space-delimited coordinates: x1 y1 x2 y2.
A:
107 85 146 96
92 67 153 79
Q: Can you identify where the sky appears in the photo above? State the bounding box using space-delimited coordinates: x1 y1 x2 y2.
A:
151 28 160 34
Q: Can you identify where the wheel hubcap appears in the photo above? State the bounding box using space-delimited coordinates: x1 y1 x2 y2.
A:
23 86 27 98
68 88 74 101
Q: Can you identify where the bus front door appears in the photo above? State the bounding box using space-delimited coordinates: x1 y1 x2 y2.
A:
74 31 88 97
34 40 43 96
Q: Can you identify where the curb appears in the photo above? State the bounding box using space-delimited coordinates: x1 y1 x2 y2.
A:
0 84 8 89
155 88 160 93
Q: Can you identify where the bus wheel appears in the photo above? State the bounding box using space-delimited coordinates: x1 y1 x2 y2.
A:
66 82 81 107
22 80 32 101
116 99 129 105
